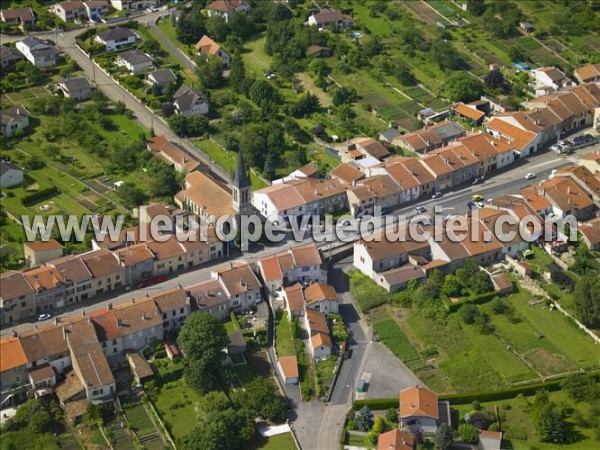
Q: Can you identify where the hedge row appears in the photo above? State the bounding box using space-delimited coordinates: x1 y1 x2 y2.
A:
445 291 501 312
21 187 60 206
354 371 600 409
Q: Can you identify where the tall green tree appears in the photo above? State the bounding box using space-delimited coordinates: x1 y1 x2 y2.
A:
177 312 229 393
434 423 453 449
229 52 246 93
573 272 600 328
442 72 485 103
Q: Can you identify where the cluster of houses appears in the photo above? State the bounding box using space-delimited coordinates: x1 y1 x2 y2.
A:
257 245 343 376
375 386 503 450
250 80 599 228
351 156 599 292
0 240 328 418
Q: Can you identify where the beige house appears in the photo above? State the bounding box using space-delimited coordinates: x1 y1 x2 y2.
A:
24 240 64 268
80 249 125 296
0 271 35 325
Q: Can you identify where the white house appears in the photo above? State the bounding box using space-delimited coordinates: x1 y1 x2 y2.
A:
205 0 250 22
257 243 326 294
303 283 340 314
94 26 138 51
304 309 332 360
399 386 439 434
195 35 231 68
172 85 209 116
57 77 92 101
109 0 147 11
84 1 109 20
15 36 60 68
308 8 354 28
310 332 332 360
50 1 86 22
1 105 29 138
0 161 24 188
530 66 573 94
115 49 153 73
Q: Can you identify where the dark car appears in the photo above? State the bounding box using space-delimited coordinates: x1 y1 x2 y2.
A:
137 275 168 289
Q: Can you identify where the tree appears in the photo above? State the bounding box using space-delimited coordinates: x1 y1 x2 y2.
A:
117 183 147 208
459 304 480 324
430 40 464 71
484 69 508 92
201 391 231 412
229 52 246 93
332 86 357 106
148 162 181 198
248 79 279 114
236 377 287 423
434 423 453 449
385 407 399 423
363 36 384 57
177 312 229 393
537 406 571 443
573 272 600 328
508 45 526 63
197 55 224 89
368 416 387 444
180 408 255 450
187 115 209 137
466 0 487 16
176 11 206 45
355 405 374 432
458 423 480 444
441 72 485 102
168 114 189 137
308 58 331 80
206 15 229 42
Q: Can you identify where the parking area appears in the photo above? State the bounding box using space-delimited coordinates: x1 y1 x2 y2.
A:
356 342 423 400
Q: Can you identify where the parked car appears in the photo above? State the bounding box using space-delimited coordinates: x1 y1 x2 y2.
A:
137 275 168 289
472 176 484 185
525 172 536 180
337 219 351 228
37 313 52 321
358 214 373 221
414 206 427 214
432 191 443 199
471 194 485 207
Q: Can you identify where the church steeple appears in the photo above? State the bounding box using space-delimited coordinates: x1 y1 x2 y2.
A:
232 151 251 213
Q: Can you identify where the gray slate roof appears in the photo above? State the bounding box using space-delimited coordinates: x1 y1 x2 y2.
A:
173 85 206 112
0 45 23 60
1 105 29 125
59 77 91 92
380 128 400 142
96 26 136 42
117 49 152 66
0 161 23 176
148 68 177 85
434 122 465 140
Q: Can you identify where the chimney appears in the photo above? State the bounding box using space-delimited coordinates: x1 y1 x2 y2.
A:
62 327 67 341
54 317 60 325
12 330 17 338
142 313 147 321
107 302 113 310
81 309 85 316
132 298 136 303
117 318 123 327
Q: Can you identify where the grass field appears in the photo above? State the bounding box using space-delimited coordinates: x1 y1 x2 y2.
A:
452 390 598 450
275 311 295 358
374 317 423 370
347 270 394 312
193 139 267 190
153 377 203 440
242 36 271 75
251 432 297 450
387 287 600 394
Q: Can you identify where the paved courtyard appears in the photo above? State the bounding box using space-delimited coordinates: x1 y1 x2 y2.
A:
357 342 423 400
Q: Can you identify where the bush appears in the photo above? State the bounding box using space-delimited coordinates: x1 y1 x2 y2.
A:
458 423 480 444
21 187 60 206
504 425 528 440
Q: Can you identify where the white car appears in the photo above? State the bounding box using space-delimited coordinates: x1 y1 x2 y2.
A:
337 219 351 228
38 313 52 321
525 173 536 180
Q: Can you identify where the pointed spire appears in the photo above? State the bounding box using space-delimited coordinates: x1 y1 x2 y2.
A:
233 151 250 189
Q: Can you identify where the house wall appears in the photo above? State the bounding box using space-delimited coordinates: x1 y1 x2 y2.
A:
24 248 63 268
306 299 339 314
311 343 331 359
152 255 186 276
0 292 35 325
123 260 154 287
88 270 125 297
34 285 68 312
95 35 137 51
1 117 28 137
64 279 93 305
0 365 28 395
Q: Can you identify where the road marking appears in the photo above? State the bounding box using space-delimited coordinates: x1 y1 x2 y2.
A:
528 158 561 169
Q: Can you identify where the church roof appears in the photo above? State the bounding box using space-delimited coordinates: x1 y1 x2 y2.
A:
233 151 251 189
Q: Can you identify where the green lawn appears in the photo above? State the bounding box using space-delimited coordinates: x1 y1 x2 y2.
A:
153 377 203 440
374 318 423 370
193 139 267 189
275 311 295 357
156 18 193 56
347 270 394 313
242 36 271 75
251 432 297 450
452 390 598 450
233 362 255 386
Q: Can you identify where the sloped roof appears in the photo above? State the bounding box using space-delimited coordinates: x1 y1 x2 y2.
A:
399 386 439 419
284 283 305 312
0 336 27 372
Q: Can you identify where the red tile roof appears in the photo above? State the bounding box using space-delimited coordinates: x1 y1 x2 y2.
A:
399 386 439 419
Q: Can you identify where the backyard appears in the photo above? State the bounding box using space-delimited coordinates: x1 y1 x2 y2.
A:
372 286 600 394
274 311 295 358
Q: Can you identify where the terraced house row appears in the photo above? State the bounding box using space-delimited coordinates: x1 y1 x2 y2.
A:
252 82 600 223
0 242 326 414
0 203 225 326
353 160 599 292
